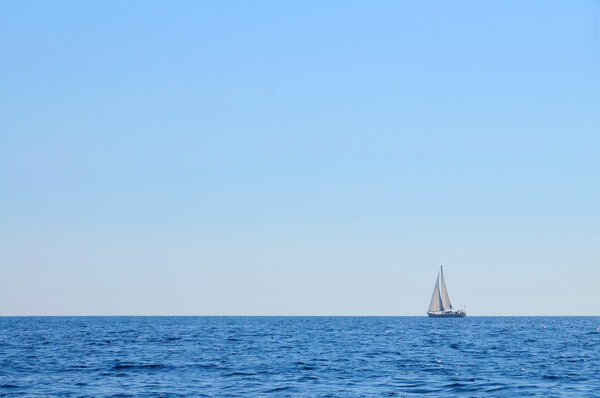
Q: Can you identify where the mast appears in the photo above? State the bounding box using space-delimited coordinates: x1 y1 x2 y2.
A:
440 265 453 310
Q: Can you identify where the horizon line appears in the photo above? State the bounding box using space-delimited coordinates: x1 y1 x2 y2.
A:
1 314 598 317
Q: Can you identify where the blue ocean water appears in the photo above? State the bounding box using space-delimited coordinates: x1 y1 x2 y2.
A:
0 317 599 396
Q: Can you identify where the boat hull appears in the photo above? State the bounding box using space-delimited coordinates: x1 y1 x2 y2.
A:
427 311 466 318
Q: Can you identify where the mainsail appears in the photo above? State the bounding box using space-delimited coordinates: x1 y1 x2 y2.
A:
428 273 442 313
440 266 453 310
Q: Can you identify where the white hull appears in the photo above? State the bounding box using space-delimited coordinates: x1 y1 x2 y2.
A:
427 310 466 318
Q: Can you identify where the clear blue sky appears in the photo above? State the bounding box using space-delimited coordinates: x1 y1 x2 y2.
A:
1 1 599 315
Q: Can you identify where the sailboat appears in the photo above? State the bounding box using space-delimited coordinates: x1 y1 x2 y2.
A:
427 265 466 318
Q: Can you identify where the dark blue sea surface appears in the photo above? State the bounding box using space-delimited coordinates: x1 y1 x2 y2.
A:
1 317 599 396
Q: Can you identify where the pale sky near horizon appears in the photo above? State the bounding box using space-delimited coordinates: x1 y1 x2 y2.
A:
1 1 599 316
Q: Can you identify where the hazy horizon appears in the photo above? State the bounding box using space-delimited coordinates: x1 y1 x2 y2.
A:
1 1 599 316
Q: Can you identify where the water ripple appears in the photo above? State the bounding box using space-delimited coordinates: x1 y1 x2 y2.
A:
0 316 599 396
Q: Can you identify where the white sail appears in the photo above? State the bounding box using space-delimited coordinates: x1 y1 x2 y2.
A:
440 266 453 310
428 272 442 313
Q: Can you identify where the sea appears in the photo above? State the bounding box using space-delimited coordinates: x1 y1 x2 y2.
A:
1 316 599 396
